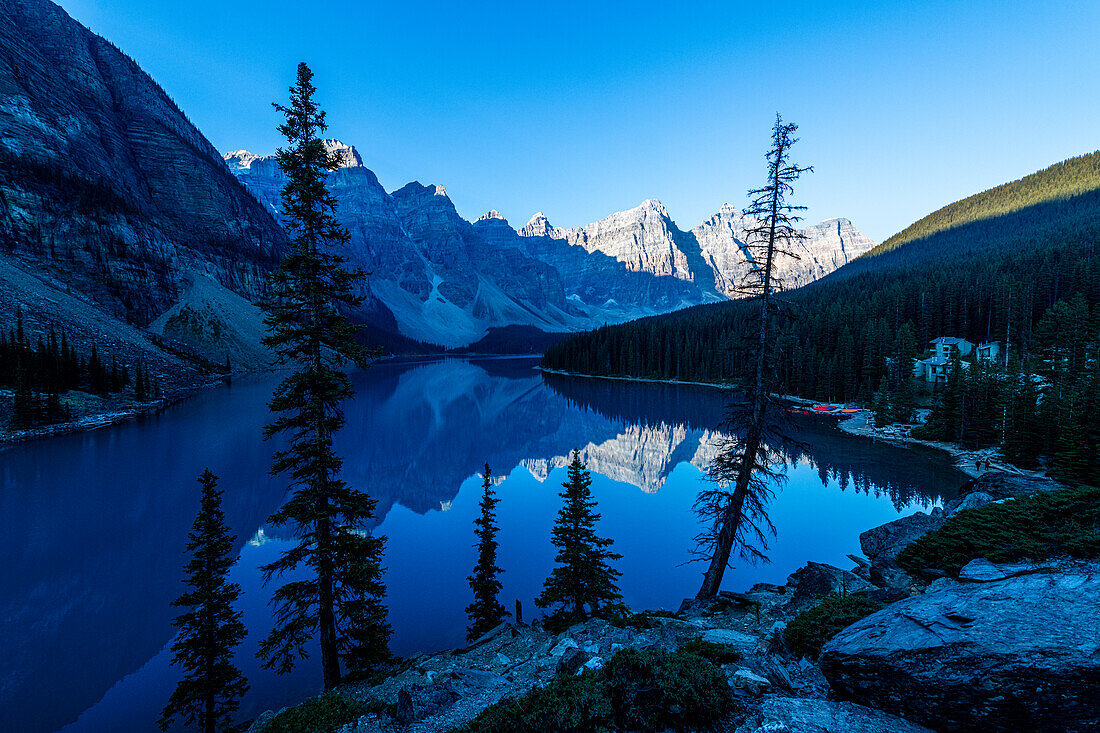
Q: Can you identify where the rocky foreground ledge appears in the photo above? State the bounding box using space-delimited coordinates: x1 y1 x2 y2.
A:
249 473 1099 733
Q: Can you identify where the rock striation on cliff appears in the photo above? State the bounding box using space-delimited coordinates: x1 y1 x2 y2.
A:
0 0 284 325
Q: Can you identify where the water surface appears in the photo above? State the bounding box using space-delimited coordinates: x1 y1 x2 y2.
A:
0 356 964 732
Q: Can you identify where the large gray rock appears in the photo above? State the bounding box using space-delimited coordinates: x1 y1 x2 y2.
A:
735 696 932 733
785 561 876 604
859 509 945 589
859 509 945 562
820 560 1100 732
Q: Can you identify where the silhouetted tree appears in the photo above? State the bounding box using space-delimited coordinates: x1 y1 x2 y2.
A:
159 469 248 733
258 62 389 688
466 463 509 641
695 115 811 599
536 450 621 620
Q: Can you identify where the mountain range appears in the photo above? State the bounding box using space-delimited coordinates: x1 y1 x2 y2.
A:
0 0 873 379
226 144 875 347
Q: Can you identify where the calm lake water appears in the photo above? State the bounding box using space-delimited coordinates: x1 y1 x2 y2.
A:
0 356 965 732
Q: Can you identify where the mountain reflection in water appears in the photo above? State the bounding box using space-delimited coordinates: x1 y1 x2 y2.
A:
0 357 964 732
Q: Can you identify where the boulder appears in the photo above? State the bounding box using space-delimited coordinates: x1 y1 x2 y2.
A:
394 683 462 724
944 490 996 516
701 628 758 647
729 668 771 695
556 647 590 677
859 509 944 562
820 560 1100 731
734 696 932 733
785 561 876 604
859 510 945 590
955 472 1066 503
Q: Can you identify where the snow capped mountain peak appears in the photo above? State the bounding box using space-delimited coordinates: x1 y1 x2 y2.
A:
321 139 363 167
223 149 263 171
519 212 554 238
224 140 875 347
476 209 505 222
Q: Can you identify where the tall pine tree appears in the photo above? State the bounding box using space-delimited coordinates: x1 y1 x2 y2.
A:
465 463 509 641
536 450 621 620
695 115 810 599
258 62 390 688
159 469 248 733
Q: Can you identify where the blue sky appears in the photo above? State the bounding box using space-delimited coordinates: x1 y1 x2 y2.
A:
58 0 1100 242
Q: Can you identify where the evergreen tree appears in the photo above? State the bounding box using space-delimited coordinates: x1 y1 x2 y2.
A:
159 469 248 733
872 376 891 426
258 62 390 688
536 450 622 620
465 463 508 641
695 115 810 599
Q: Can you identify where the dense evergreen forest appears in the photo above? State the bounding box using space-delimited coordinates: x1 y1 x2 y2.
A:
0 313 155 428
543 152 1100 484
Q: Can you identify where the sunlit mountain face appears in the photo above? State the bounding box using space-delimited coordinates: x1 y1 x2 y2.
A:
0 357 963 732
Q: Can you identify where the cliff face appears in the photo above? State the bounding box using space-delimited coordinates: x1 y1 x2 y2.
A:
0 0 284 326
229 146 581 347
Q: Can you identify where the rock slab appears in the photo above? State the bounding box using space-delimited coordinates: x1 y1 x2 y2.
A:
820 560 1100 732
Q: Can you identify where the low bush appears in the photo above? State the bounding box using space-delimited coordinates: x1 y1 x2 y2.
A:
897 485 1100 577
784 594 883 658
678 638 742 664
262 692 380 733
451 646 736 733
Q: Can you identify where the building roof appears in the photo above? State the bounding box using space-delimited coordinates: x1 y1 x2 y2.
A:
978 341 1003 349
930 336 971 345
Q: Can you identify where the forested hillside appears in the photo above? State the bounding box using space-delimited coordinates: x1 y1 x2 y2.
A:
543 152 1100 482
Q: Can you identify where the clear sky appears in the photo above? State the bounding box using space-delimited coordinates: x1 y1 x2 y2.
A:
57 0 1100 243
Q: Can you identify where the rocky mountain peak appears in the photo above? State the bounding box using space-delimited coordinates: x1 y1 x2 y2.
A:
223 150 263 171
519 212 554 238
638 198 670 217
476 209 505 222
321 139 363 167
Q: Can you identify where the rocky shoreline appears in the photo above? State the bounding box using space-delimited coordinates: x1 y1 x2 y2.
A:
0 380 219 446
249 471 1096 732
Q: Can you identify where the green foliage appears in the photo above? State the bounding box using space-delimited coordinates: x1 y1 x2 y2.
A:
451 647 736 733
262 692 379 733
159 470 249 733
873 151 1100 255
536 450 622 619
678 638 742 664
259 62 389 688
784 593 883 659
897 485 1100 577
467 463 509 641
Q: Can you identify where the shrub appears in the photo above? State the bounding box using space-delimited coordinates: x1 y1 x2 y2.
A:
897 485 1100 577
540 608 585 635
603 647 734 732
263 692 379 733
678 638 742 664
451 647 735 733
607 604 657 630
784 594 883 659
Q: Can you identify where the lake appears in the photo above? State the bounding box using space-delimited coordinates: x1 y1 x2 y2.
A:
0 356 965 732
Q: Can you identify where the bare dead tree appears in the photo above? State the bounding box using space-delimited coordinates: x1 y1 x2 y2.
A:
694 114 812 600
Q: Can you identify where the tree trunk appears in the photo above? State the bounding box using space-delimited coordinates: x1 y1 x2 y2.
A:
696 134 786 600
